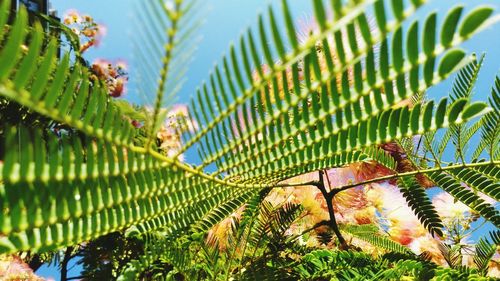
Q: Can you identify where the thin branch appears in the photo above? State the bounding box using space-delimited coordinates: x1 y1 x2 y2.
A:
317 170 348 249
424 135 442 168
147 1 182 149
275 180 321 188
324 169 333 193
27 253 44 272
287 220 330 242
60 246 74 281
273 161 500 192
66 276 86 281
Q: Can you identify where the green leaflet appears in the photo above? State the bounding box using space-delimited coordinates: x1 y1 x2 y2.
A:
423 12 437 56
12 22 43 89
0 7 27 80
459 6 494 38
0 0 11 41
441 6 463 47
438 49 467 78
461 102 490 120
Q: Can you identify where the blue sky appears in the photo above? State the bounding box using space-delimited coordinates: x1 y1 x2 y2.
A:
35 0 500 279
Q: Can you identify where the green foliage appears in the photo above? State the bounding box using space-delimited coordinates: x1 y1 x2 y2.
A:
117 197 305 280
342 224 413 254
473 231 500 276
286 249 478 281
0 0 499 279
427 171 500 228
474 75 500 160
398 176 444 237
447 167 500 201
77 232 144 280
412 54 500 228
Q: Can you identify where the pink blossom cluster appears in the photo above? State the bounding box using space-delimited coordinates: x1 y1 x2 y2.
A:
91 59 128 98
63 10 106 53
0 255 44 281
157 105 197 161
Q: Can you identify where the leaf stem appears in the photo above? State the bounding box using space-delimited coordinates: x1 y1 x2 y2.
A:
147 1 181 149
273 161 500 192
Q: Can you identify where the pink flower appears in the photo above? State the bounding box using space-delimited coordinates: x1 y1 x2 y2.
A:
131 120 143 128
366 182 426 244
110 77 126 98
115 59 128 72
63 9 81 24
91 59 129 98
408 236 444 264
63 10 105 53
155 105 195 160
0 255 44 280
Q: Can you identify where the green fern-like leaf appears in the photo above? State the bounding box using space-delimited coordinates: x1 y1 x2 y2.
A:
191 189 258 234
0 0 499 258
342 224 412 254
473 75 500 160
183 3 497 185
427 171 500 227
398 176 444 237
131 0 203 147
446 167 499 201
438 243 464 269
0 11 136 147
473 232 498 276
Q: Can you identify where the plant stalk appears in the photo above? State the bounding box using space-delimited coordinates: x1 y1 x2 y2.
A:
315 171 348 249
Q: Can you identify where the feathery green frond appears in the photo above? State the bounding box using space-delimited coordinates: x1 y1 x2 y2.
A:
184 2 497 186
438 243 464 269
0 0 499 262
180 0 429 159
0 125 254 253
0 10 136 146
133 184 254 238
362 146 397 171
472 159 500 181
342 225 412 254
132 0 202 147
118 234 193 281
427 171 500 227
446 167 499 201
473 232 498 276
248 201 302 248
490 230 500 245
438 54 484 161
191 189 258 234
473 75 500 160
450 54 484 102
398 176 444 236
